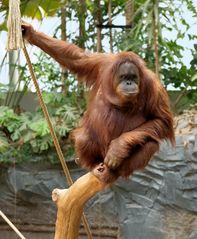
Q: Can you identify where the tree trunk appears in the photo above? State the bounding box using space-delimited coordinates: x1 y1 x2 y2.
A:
60 3 68 95
95 0 102 52
77 0 87 100
125 0 134 26
108 0 113 52
153 0 160 80
79 0 86 48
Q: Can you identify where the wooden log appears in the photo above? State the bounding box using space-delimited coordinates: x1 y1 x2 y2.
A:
52 163 116 239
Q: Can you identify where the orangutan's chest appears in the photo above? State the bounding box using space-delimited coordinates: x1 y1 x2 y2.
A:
86 97 146 140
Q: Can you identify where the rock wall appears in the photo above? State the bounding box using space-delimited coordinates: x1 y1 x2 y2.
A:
115 137 197 239
0 111 196 239
0 162 119 239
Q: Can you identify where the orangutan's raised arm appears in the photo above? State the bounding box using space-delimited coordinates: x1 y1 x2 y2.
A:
22 22 108 85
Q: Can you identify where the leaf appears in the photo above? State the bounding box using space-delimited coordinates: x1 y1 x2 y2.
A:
191 73 197 82
20 0 60 19
30 139 39 153
29 119 50 137
41 136 52 150
30 136 52 153
0 107 20 131
11 130 21 141
0 22 7 31
23 131 36 143
42 92 54 104
56 105 79 122
181 19 190 30
0 106 9 119
7 120 21 133
39 0 60 16
0 131 9 153
55 124 71 136
21 1 43 20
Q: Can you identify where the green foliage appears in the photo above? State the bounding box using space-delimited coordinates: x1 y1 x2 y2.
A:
1 0 60 20
31 53 61 91
0 98 80 163
169 90 197 114
0 131 9 153
0 22 7 31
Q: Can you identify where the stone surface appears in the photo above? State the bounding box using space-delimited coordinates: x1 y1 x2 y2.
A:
0 162 119 238
0 111 196 239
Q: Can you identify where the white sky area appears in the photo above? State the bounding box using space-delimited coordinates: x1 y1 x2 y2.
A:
0 4 196 91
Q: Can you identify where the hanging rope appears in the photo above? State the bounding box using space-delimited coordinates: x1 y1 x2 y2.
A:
6 0 93 238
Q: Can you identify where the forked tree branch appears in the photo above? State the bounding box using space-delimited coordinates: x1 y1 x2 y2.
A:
52 164 116 239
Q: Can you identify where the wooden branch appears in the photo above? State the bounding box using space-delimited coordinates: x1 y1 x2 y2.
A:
52 164 115 239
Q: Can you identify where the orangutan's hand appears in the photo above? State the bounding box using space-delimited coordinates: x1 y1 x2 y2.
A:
21 20 36 43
